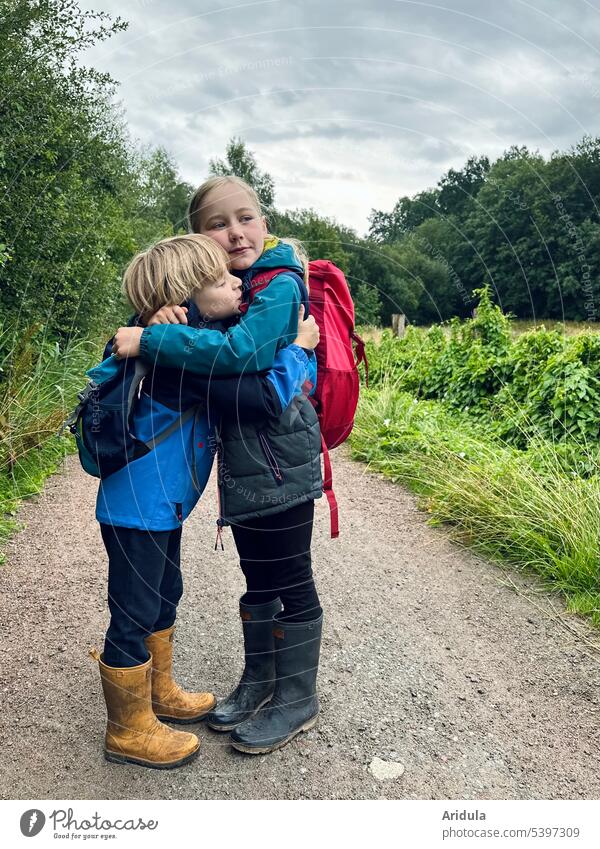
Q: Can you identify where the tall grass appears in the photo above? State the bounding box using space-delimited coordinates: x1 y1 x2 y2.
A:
351 387 600 625
0 323 103 562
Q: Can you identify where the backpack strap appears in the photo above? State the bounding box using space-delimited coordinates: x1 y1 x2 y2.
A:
132 358 206 454
321 432 339 539
239 268 308 314
127 358 149 416
238 269 279 313
352 331 369 388
142 404 197 450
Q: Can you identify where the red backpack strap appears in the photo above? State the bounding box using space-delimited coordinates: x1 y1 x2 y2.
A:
352 331 369 388
238 268 288 314
321 432 339 539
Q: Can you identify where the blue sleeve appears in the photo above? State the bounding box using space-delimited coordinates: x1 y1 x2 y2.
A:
266 345 311 411
305 350 317 397
192 345 312 423
138 274 301 376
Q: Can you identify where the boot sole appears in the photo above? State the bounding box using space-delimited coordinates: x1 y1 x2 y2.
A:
206 695 273 732
230 713 319 755
104 742 200 770
155 713 210 725
154 695 217 724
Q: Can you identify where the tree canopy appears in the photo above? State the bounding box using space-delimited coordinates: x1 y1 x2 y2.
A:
0 0 191 339
368 143 600 323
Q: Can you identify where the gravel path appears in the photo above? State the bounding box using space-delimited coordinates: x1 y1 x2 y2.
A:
1 448 599 800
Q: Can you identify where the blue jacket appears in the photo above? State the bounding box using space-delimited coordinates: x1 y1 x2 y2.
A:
94 296 316 531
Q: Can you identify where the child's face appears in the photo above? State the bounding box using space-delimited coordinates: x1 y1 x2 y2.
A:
192 271 243 321
198 184 267 270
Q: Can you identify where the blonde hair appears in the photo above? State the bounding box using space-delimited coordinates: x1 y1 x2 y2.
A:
187 175 310 285
122 234 229 322
188 175 261 234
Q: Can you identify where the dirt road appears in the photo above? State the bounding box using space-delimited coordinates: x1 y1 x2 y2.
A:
1 448 599 800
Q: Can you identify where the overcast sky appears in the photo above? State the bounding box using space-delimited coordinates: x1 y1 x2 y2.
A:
79 0 600 235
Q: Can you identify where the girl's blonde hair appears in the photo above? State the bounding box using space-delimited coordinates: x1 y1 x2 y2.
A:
122 234 229 322
187 175 310 285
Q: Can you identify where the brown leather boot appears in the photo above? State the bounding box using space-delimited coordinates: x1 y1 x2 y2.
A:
144 625 216 724
91 648 200 769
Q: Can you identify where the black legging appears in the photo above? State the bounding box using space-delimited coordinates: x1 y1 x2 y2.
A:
231 499 322 623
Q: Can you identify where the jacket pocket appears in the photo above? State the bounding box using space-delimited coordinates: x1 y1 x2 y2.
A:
174 502 183 525
258 431 284 485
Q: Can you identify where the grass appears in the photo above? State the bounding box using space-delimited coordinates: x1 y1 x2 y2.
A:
350 386 600 627
355 325 385 344
0 436 74 561
511 319 600 337
0 324 104 563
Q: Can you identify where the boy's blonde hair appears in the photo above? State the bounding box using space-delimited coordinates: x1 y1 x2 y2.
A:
122 234 229 321
187 175 310 285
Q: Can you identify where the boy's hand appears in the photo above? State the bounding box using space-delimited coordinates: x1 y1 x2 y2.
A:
147 305 188 325
112 326 143 359
293 305 320 350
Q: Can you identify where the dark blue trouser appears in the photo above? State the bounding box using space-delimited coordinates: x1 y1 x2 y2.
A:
100 523 184 668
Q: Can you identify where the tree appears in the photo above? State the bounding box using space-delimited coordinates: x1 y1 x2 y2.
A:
209 137 275 211
0 0 190 339
368 189 440 243
343 239 420 325
437 155 490 218
368 140 600 321
405 217 473 322
138 147 194 233
271 208 350 271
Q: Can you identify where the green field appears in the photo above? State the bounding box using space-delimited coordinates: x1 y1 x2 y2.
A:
358 319 600 345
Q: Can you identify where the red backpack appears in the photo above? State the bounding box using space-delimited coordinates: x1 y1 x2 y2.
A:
250 260 369 538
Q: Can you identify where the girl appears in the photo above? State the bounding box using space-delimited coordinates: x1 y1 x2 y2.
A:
91 233 318 768
112 176 325 755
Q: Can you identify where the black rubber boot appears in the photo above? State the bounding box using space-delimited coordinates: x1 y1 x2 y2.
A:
229 612 323 754
206 597 282 732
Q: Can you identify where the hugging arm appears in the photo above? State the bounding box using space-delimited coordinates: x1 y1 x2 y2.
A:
102 312 144 361
138 275 301 376
189 345 316 424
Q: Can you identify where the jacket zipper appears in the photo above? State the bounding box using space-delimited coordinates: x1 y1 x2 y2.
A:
214 423 226 550
258 431 284 484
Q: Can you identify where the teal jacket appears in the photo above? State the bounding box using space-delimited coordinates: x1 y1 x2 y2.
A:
138 241 305 375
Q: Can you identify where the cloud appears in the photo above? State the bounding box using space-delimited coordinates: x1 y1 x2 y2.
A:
79 0 600 234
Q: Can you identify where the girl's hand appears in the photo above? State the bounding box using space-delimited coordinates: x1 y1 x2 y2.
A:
147 305 188 325
293 305 320 350
112 326 143 359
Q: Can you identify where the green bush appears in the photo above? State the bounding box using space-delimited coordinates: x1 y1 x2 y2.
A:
363 287 600 457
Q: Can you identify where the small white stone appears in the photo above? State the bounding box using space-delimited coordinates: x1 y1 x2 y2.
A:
368 757 405 781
